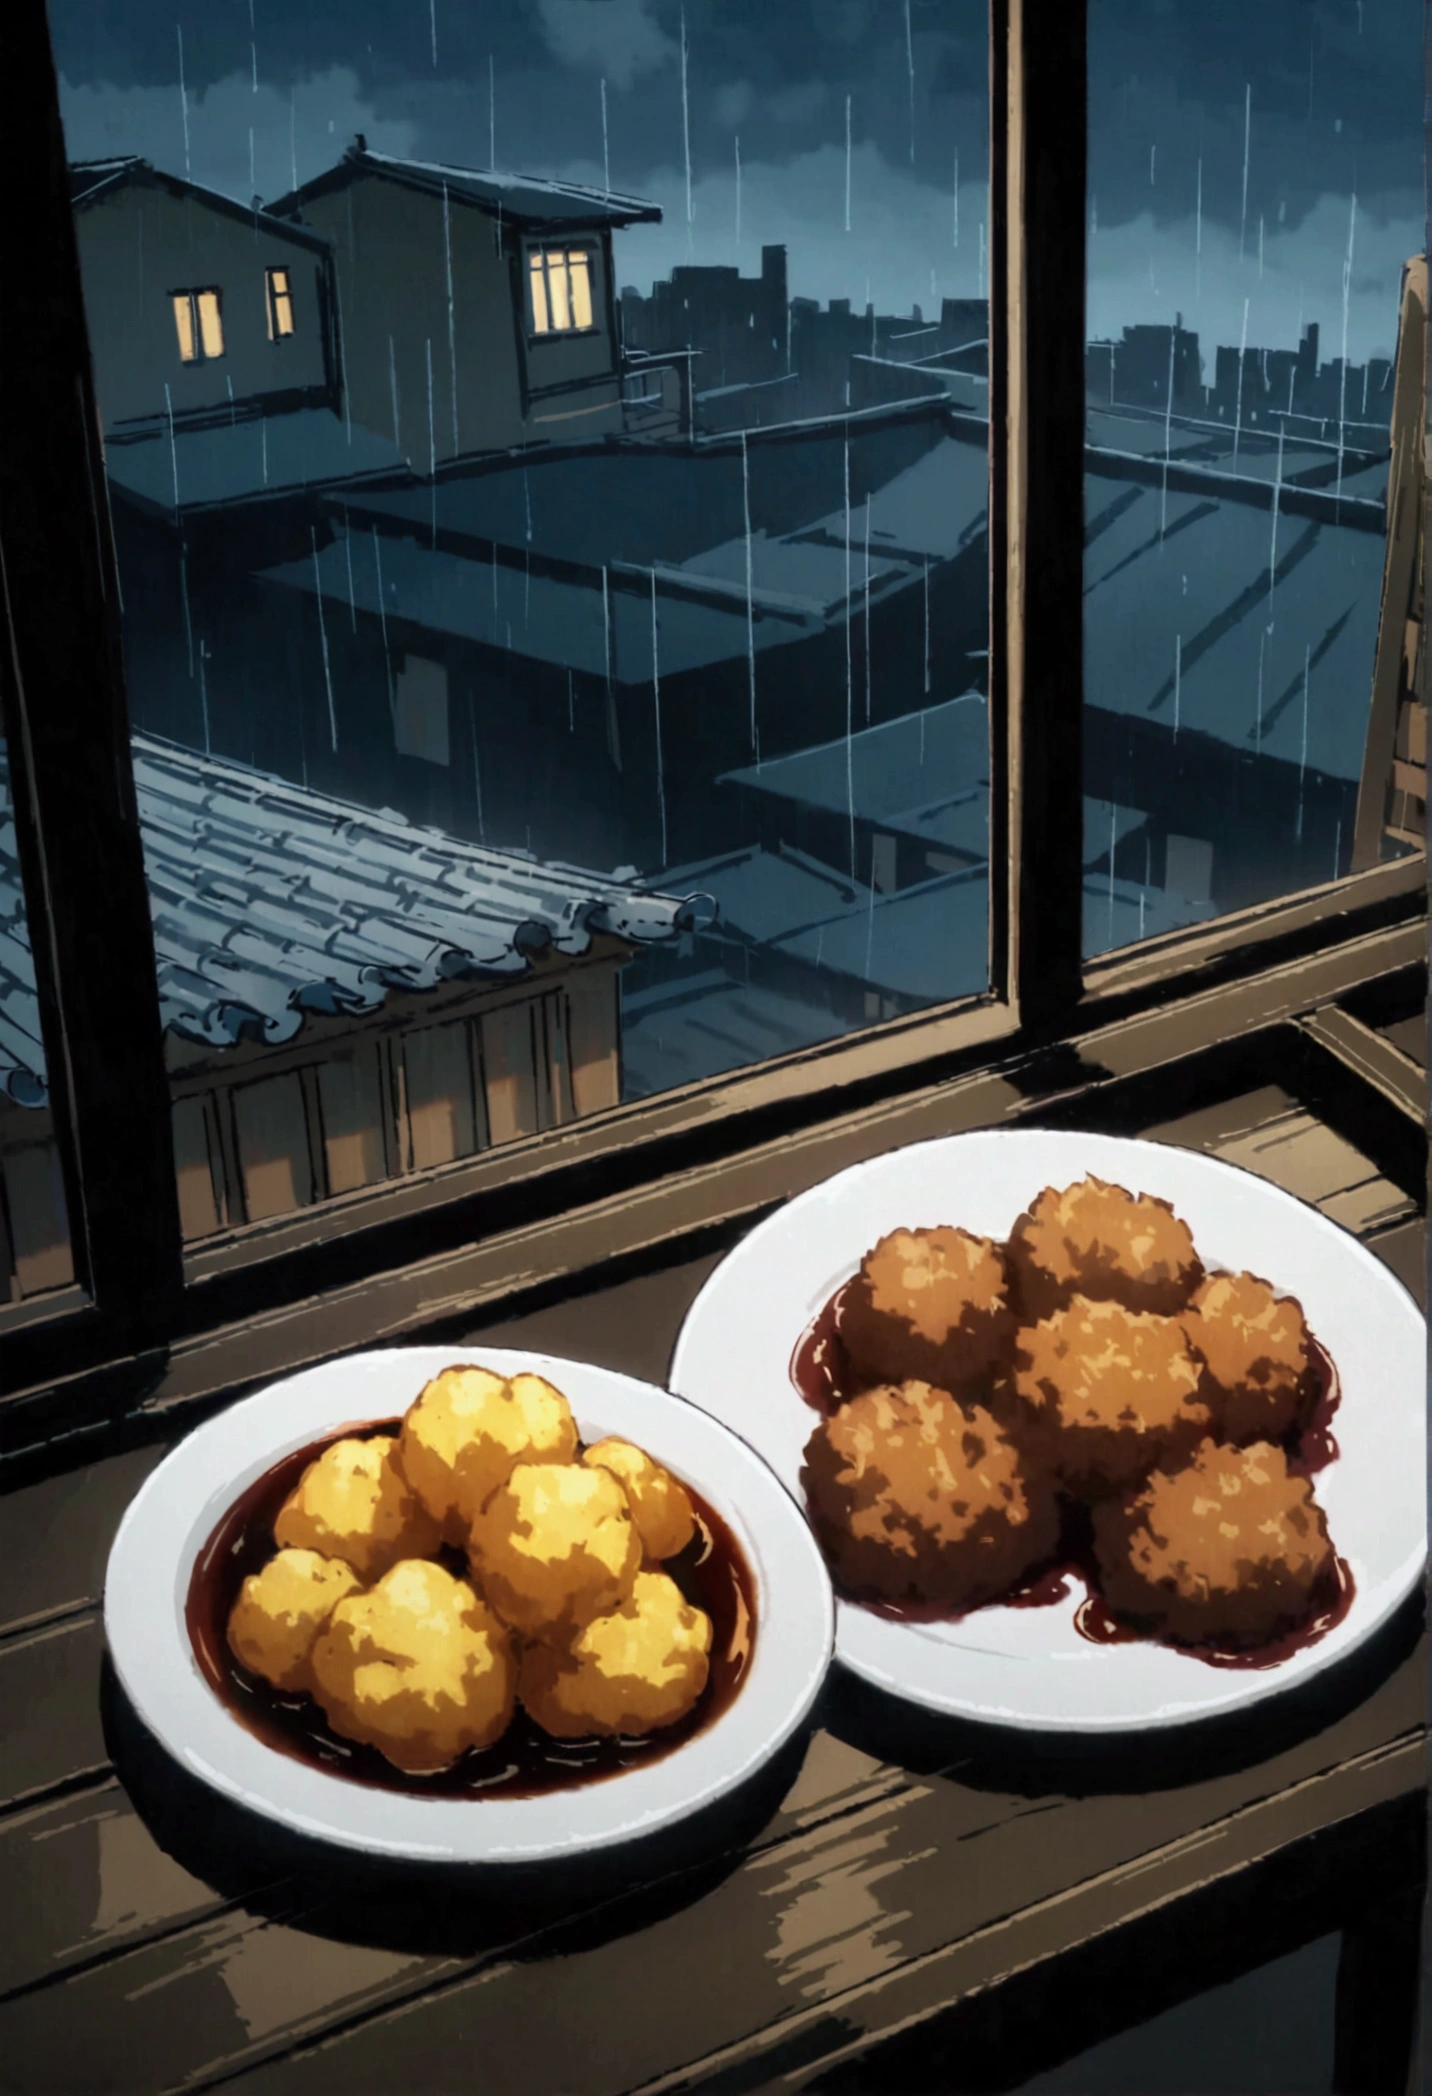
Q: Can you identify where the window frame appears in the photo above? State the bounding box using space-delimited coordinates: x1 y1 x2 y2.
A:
264 265 296 341
170 284 225 363
525 241 599 339
0 0 1423 1442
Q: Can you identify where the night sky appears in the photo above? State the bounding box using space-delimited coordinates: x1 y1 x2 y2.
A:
51 0 1425 360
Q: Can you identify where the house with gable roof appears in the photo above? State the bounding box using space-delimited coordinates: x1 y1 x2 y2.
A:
70 157 340 434
267 141 689 462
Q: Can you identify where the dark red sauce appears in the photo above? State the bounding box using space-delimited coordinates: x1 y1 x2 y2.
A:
1285 1336 1341 1479
791 1274 1352 1670
186 1420 756 1800
791 1283 859 1416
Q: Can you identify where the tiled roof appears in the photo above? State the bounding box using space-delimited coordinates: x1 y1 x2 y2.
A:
268 147 662 230
0 736 705 1104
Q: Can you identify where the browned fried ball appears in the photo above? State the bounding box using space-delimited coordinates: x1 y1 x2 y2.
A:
519 1570 712 1739
1006 1176 1203 1323
800 1381 1060 1610
837 1227 1015 1394
1013 1297 1212 1498
226 1547 363 1693
1091 1440 1335 1648
469 1461 641 1641
581 1438 696 1561
1181 1272 1320 1445
398 1365 578 1541
308 1559 517 1772
273 1434 442 1581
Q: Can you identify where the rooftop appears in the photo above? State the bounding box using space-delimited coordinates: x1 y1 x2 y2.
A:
69 156 333 251
106 406 407 511
0 737 702 1104
267 145 662 231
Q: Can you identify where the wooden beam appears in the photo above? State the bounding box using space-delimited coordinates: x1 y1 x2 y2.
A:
0 1 184 1355
993 0 1088 1030
1352 255 1427 869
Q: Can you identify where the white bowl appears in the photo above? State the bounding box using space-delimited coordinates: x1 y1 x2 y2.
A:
104 1347 834 1862
670 1128 1426 1732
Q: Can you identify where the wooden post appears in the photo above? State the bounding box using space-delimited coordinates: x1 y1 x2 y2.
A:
1351 255 1427 870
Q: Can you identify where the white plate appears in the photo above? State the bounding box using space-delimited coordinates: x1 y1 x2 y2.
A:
669 1129 1427 1732
104 1347 834 1862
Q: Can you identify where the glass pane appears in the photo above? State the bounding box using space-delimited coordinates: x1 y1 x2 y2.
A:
49 0 990 1236
1084 0 1425 957
0 736 78 1302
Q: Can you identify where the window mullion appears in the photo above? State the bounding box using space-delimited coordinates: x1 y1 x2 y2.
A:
0 0 185 1357
992 0 1088 1030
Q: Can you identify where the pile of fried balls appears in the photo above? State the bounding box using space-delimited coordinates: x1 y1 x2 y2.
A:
226 1367 714 1773
801 1174 1337 1650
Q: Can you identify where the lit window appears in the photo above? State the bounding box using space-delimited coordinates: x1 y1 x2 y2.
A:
265 266 295 340
528 247 596 335
171 288 225 364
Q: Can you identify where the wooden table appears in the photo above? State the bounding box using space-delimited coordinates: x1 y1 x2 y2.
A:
1 1009 1425 2095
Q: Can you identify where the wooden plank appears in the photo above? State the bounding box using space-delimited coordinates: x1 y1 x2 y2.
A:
0 1906 447 2096
0 1616 107 1812
1364 1217 1427 1306
1142 1085 1418 1240
206 1652 1425 2096
1295 1008 1427 1124
0 1780 218 1998
743 1741 1426 2096
1377 1009 1426 1069
0 1445 164 1637
0 1732 918 2093
1353 255 1428 870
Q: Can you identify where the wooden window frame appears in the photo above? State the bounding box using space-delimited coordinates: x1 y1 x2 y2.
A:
526 243 599 339
264 265 296 341
0 0 1423 1447
170 285 225 364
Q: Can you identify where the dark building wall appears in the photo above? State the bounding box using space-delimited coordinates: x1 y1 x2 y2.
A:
75 183 331 428
293 175 622 464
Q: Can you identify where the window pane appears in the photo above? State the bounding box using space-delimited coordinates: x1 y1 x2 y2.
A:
49 0 990 1235
530 254 550 334
172 293 197 362
1084 0 1425 957
0 736 78 1302
568 251 593 329
196 289 225 358
547 253 572 331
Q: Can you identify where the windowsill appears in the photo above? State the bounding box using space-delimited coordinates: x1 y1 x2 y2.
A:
2 888 1421 1462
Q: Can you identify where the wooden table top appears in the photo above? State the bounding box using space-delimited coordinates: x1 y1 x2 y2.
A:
0 1044 1425 2096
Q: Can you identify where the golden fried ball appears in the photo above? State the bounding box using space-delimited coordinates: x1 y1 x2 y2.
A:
272 1434 442 1581
398 1365 578 1538
1013 1297 1211 1498
309 1559 517 1773
1006 1176 1204 1323
581 1438 696 1561
1092 1440 1335 1648
470 1461 641 1640
226 1547 363 1693
519 1570 713 1738
800 1381 1060 1609
838 1226 1015 1393
1181 1272 1318 1445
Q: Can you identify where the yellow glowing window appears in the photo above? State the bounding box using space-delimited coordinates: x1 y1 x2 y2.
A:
172 294 197 363
265 267 296 340
171 288 225 363
528 247 596 334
